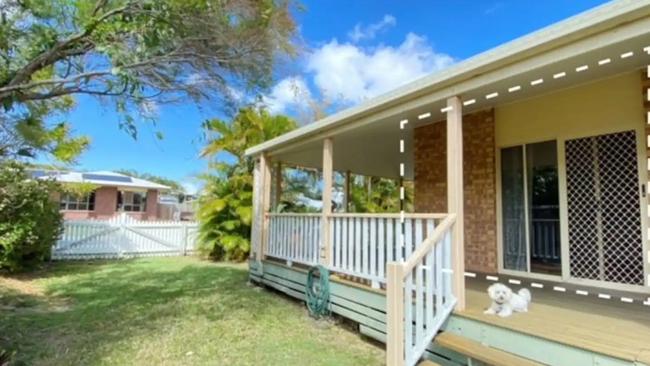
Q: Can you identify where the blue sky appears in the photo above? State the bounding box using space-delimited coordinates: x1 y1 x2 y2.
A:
44 0 608 193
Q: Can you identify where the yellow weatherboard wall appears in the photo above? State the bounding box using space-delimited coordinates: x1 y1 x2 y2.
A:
495 71 645 146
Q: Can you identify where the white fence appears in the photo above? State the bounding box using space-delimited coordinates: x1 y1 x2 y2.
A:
53 213 199 260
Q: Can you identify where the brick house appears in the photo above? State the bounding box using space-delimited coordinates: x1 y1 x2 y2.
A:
33 170 169 221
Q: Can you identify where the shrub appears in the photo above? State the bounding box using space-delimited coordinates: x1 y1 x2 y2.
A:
0 162 63 272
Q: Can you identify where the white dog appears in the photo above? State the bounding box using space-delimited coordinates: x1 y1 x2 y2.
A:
483 283 531 318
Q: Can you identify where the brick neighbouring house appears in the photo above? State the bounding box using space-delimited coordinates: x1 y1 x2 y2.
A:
32 170 170 221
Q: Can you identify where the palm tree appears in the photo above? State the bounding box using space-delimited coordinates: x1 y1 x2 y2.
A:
198 107 296 260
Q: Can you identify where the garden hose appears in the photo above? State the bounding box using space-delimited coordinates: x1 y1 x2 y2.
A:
306 265 330 318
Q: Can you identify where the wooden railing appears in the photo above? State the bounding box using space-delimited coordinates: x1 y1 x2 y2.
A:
265 213 321 265
328 213 445 286
386 214 457 366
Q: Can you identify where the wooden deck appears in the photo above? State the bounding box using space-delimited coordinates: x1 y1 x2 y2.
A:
254 260 650 365
460 277 650 365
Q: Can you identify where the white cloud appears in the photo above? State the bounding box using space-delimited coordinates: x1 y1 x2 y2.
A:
261 76 312 114
307 33 454 104
348 14 396 43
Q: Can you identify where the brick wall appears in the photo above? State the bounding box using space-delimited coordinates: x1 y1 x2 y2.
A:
145 189 159 220
413 109 498 273
94 186 118 219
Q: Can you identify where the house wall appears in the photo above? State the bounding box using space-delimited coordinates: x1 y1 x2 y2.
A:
412 72 647 277
414 109 498 274
94 186 118 219
494 71 647 285
495 72 645 146
145 189 158 220
60 187 164 221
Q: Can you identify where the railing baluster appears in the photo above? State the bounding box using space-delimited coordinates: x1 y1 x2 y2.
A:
435 237 443 317
425 249 434 337
404 271 413 363
362 217 369 276
370 218 377 277
415 263 424 362
378 218 385 279
354 217 361 273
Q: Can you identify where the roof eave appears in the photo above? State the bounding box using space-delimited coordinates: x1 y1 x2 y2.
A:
245 0 650 157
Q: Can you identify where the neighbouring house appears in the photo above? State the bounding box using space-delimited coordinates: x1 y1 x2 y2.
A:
32 170 170 221
246 2 650 366
158 193 197 221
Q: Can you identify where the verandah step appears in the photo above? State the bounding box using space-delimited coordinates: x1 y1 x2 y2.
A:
434 332 543 366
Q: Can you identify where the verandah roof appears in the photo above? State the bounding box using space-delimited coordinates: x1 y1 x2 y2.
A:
246 0 650 179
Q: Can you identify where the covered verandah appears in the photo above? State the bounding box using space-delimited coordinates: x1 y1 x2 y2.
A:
246 3 650 365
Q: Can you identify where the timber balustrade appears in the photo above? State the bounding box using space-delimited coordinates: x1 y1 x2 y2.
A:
264 212 446 283
265 213 322 266
386 214 458 366
328 213 445 286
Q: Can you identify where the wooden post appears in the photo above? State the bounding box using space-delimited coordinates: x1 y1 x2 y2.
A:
274 161 282 210
386 262 405 366
254 153 272 263
321 138 334 266
343 170 351 212
446 96 466 311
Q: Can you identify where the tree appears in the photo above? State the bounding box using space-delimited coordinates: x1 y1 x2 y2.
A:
0 161 63 272
0 0 296 161
198 107 296 260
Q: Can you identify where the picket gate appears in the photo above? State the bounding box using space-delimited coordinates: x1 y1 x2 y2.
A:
53 213 199 260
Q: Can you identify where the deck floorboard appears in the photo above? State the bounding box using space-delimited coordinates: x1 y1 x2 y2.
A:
460 278 650 364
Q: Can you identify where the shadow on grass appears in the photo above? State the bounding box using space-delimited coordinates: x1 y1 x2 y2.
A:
0 258 264 365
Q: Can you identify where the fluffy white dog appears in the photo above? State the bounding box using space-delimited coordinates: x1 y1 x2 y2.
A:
483 283 531 318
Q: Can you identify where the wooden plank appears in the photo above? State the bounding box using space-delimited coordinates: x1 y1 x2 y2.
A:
321 137 333 266
363 217 369 276
446 96 465 311
355 217 361 272
343 170 351 212
435 333 543 366
370 218 377 277
386 263 405 366
260 153 272 262
378 218 385 278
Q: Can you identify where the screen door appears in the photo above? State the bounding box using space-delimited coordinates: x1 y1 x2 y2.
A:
565 130 644 286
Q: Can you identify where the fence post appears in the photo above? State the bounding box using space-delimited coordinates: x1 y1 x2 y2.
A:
182 223 189 256
386 262 405 366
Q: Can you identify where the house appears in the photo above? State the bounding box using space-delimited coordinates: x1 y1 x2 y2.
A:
245 1 650 365
32 170 170 221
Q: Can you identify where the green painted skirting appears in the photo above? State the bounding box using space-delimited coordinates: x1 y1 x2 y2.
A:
249 260 637 366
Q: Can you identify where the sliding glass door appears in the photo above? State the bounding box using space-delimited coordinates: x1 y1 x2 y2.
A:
501 141 561 275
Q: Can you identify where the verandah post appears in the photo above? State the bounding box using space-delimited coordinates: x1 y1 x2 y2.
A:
446 96 466 311
386 262 405 366
320 138 334 266
254 152 272 263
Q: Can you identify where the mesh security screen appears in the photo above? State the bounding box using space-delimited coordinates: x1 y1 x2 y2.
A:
566 130 644 286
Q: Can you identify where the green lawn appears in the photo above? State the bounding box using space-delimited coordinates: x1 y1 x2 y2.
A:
0 257 384 365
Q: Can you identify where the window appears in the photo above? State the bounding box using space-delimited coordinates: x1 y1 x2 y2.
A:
60 192 95 211
118 191 147 212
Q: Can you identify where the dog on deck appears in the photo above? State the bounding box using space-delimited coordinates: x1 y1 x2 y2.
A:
483 283 531 318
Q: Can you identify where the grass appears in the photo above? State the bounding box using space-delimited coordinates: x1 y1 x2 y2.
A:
0 257 384 365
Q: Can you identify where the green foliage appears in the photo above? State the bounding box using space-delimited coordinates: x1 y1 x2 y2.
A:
0 162 63 272
60 181 98 196
0 0 296 161
198 107 296 260
348 175 413 213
